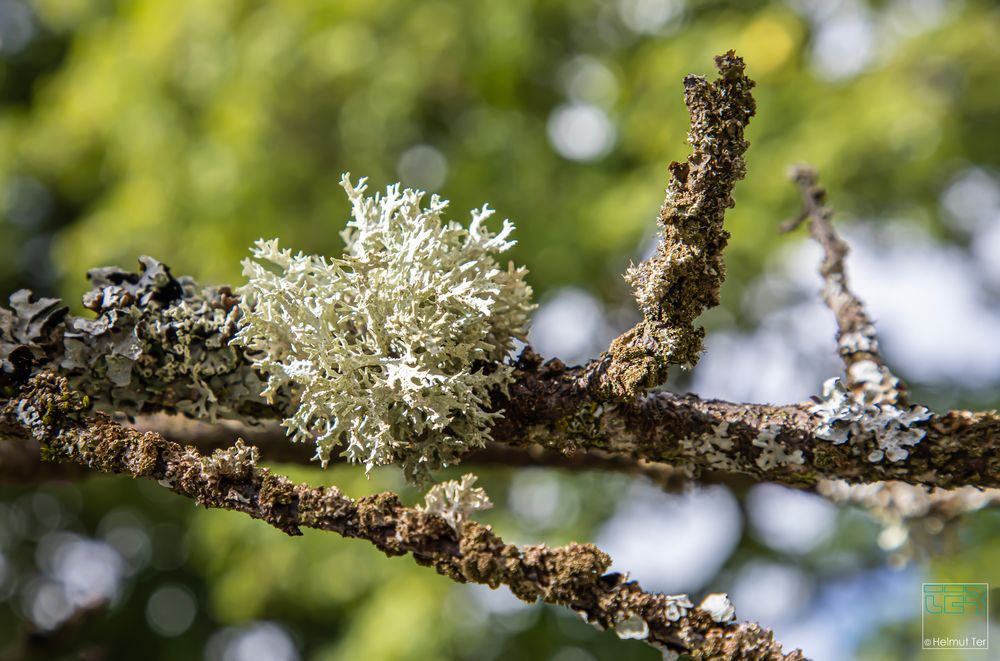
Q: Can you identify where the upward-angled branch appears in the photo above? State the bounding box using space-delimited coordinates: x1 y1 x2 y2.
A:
591 50 756 398
782 165 1000 538
783 165 904 404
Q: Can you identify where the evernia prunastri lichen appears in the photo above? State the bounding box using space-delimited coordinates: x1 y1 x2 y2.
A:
233 174 534 481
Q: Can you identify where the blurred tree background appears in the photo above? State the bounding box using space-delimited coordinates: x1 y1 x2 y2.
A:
2 0 1000 659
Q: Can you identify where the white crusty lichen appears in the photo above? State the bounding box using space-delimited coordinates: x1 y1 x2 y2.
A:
418 473 493 531
811 367 932 463
663 594 694 622
752 423 805 471
699 593 736 623
679 421 737 473
614 613 649 640
233 175 534 481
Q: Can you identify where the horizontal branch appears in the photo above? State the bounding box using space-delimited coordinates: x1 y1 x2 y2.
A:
499 350 1000 489
3 372 803 661
1 414 689 492
3 266 999 490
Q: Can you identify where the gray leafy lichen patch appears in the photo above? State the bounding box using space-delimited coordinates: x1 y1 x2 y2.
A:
1 257 282 421
752 423 805 470
1 290 68 387
811 373 932 463
58 256 280 421
233 175 534 481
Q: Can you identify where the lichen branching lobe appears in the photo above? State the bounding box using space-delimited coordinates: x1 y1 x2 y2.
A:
233 175 534 482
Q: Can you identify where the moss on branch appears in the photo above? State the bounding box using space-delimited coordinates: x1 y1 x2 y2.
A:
594 50 756 398
2 371 803 661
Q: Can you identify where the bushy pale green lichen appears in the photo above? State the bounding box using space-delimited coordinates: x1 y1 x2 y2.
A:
419 473 493 531
233 175 534 481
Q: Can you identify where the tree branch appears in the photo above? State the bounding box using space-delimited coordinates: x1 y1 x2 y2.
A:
780 165 1000 537
3 372 804 661
590 50 756 398
496 351 1000 489
1 414 690 493
4 273 1000 490
782 165 904 403
3 59 999 495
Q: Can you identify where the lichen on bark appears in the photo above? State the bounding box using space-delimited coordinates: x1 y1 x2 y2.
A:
2 370 803 660
595 50 756 398
1 256 287 422
232 175 534 481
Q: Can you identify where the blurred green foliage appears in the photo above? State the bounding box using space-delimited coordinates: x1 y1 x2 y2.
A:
3 0 1000 659
3 0 999 308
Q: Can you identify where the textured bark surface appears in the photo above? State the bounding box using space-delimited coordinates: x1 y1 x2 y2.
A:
783 165 904 403
3 278 1000 490
3 372 804 661
0 414 690 492
497 353 1000 489
595 51 756 398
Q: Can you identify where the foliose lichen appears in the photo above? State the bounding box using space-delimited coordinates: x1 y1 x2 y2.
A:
811 371 932 463
1 289 67 389
699 592 736 623
752 423 805 471
663 594 694 621
58 257 278 420
233 175 534 480
418 473 493 532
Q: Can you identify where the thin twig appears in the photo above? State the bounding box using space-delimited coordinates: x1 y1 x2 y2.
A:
781 166 1000 536
784 165 905 404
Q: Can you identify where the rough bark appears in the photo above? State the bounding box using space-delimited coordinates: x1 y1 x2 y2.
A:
782 165 904 403
3 372 803 661
593 51 756 398
2 50 998 660
779 165 1000 537
0 414 689 492
3 269 1000 490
